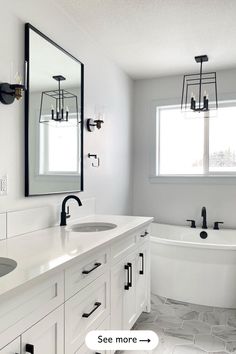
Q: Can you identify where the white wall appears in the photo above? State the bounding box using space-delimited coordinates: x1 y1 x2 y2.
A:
0 0 133 215
133 68 236 228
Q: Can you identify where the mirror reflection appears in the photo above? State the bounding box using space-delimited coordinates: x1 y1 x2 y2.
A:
25 24 83 195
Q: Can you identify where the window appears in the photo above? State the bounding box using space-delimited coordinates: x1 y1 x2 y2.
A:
156 102 236 176
39 114 80 175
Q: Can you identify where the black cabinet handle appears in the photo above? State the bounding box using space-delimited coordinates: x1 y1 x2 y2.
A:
139 253 144 275
82 302 101 318
128 262 132 287
140 231 149 238
25 344 34 354
124 263 129 290
82 262 102 275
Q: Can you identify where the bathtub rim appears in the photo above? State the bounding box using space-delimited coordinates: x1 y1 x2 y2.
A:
150 223 236 250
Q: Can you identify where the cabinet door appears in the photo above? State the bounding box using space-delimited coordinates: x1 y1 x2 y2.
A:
136 242 150 315
110 260 125 330
21 306 64 354
0 338 20 354
123 253 137 329
111 254 137 330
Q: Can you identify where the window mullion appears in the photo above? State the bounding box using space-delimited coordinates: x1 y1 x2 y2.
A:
203 117 210 175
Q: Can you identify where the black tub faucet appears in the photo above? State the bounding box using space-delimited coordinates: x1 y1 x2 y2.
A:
201 206 207 229
60 195 82 226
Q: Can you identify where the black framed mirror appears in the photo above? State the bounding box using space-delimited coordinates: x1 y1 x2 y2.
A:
25 23 84 196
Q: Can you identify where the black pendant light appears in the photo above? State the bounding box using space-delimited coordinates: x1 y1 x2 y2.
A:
181 55 218 115
39 75 79 125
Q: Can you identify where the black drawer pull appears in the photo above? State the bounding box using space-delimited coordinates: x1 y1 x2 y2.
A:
26 344 34 354
128 262 132 288
82 262 102 275
124 263 129 290
140 231 149 238
82 302 102 318
139 253 144 275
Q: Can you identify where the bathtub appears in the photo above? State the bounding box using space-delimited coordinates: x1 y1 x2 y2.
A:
151 223 236 308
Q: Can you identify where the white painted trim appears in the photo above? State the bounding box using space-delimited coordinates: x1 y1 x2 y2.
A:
149 97 236 183
149 175 236 184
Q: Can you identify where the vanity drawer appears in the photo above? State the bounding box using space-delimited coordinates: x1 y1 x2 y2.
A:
111 232 136 264
75 316 110 354
0 272 64 348
137 226 150 244
65 248 110 299
65 272 110 353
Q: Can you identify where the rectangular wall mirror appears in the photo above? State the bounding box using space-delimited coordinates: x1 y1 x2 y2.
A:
25 23 84 196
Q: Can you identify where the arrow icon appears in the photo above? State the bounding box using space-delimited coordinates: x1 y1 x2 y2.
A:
139 339 151 343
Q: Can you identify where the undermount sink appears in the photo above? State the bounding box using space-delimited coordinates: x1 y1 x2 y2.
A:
70 222 117 233
0 258 17 277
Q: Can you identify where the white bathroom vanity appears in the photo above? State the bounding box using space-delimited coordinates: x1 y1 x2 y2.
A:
0 215 152 354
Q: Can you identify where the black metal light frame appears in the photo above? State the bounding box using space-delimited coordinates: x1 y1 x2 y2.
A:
39 75 79 124
181 55 218 113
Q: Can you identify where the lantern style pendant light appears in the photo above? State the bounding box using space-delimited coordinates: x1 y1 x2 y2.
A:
181 55 218 115
39 75 79 125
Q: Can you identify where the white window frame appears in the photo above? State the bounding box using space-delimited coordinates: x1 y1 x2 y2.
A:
149 98 236 184
38 113 81 176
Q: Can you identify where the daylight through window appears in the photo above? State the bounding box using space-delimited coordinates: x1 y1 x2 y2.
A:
156 103 236 176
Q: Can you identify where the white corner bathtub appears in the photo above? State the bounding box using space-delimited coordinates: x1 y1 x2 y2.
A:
151 223 236 308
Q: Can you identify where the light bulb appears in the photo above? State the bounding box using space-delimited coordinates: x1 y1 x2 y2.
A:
14 72 22 85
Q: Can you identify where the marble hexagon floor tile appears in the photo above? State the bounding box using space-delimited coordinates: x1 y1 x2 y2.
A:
151 294 167 308
165 298 190 309
153 333 193 354
172 344 207 353
207 352 228 354
155 315 183 330
199 310 227 326
164 326 196 341
180 320 211 335
120 294 236 354
174 308 200 321
195 334 225 352
225 340 236 353
226 310 236 328
212 326 236 341
154 304 176 317
137 311 158 324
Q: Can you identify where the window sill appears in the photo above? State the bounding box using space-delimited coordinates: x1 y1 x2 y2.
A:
149 175 236 184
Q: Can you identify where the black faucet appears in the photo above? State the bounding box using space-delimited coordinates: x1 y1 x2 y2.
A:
60 195 82 226
201 206 207 229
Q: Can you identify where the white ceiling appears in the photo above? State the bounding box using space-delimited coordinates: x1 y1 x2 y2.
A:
30 29 81 92
56 0 236 79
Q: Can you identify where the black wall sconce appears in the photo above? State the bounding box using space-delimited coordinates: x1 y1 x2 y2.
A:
0 82 25 105
86 118 104 132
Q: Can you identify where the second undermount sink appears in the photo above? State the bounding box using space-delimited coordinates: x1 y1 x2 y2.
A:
0 257 17 277
70 222 117 233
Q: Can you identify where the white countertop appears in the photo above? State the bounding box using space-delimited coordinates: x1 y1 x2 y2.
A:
0 214 153 298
